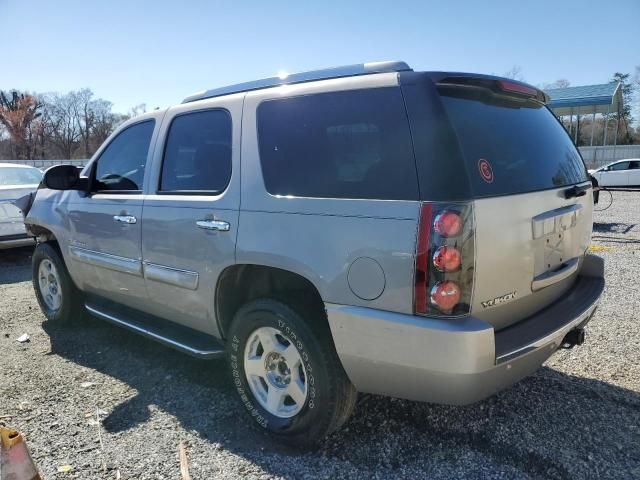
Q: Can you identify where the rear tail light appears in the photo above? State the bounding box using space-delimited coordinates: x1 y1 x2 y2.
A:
433 210 462 237
432 246 461 272
415 202 475 316
430 281 461 311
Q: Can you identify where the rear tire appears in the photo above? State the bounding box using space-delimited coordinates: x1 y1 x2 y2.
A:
227 299 357 447
32 242 84 323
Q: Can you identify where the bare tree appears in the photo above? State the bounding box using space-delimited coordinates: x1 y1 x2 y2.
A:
73 89 116 157
42 91 83 158
543 79 571 89
128 103 147 118
502 66 525 82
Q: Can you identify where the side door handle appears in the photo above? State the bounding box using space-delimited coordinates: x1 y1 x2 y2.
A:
196 219 230 232
113 215 137 224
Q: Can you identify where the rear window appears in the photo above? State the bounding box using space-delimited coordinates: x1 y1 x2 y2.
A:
437 86 588 197
257 88 419 200
160 109 232 193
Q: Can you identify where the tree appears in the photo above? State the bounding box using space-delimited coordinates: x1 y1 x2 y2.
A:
633 65 640 128
611 72 635 144
41 92 83 158
542 79 571 90
74 89 116 157
128 103 147 118
502 66 525 82
0 91 42 159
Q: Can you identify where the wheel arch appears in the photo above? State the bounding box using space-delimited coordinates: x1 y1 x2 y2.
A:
215 264 326 340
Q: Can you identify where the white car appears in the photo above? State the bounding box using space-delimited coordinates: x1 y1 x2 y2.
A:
588 159 640 188
0 163 42 249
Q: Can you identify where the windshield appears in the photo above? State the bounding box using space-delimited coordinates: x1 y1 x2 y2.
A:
437 85 589 197
0 166 43 186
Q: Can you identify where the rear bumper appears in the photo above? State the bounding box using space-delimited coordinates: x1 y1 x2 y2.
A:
326 254 604 405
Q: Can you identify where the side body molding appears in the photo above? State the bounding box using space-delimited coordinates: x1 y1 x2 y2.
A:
68 246 142 276
143 262 199 290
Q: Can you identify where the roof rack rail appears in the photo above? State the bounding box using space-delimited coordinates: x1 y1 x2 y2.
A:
182 60 412 103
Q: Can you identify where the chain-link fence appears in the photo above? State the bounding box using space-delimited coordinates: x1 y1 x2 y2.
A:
579 146 640 169
0 159 88 169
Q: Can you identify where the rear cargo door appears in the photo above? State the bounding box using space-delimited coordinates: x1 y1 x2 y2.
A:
433 80 592 329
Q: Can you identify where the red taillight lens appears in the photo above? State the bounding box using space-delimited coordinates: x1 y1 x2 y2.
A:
430 281 461 312
433 210 462 237
432 246 461 272
414 203 432 314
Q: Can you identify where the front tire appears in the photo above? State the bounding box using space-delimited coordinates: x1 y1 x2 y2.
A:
32 242 83 323
227 299 356 447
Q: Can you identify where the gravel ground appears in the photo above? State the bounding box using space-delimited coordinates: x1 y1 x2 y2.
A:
1 191 639 479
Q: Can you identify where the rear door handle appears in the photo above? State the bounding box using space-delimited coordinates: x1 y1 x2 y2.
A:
113 215 137 224
531 257 580 291
196 220 230 232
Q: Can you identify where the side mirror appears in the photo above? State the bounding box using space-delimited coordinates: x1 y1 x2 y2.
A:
43 165 85 190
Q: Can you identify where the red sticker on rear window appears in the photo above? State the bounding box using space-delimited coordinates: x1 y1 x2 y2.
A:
478 158 494 183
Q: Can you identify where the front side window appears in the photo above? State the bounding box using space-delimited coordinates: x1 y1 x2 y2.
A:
629 161 640 170
94 120 155 192
609 161 629 171
257 88 418 200
160 110 232 193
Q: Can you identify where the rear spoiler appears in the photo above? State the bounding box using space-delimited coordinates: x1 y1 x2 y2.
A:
423 72 549 103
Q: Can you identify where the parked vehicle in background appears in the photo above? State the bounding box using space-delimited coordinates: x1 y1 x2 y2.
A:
588 159 640 187
0 163 42 249
23 61 604 446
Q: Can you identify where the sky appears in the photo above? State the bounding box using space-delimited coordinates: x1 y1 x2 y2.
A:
1 0 638 114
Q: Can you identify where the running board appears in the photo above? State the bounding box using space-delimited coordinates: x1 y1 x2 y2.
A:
85 303 225 359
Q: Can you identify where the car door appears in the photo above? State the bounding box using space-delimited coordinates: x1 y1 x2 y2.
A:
66 116 160 311
598 161 629 187
140 96 241 336
628 160 640 187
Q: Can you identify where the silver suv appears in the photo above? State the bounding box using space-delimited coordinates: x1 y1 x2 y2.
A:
24 61 604 446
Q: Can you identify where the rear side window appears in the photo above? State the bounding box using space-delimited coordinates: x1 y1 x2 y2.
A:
437 86 588 197
257 88 418 200
160 110 232 193
95 120 155 192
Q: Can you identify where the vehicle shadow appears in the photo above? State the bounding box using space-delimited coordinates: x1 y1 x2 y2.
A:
43 317 640 479
592 222 636 235
0 246 34 284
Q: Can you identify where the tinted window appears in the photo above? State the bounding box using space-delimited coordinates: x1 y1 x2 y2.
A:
0 167 42 186
160 110 232 193
629 161 640 170
94 120 155 191
609 161 629 171
257 88 418 200
436 86 588 197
